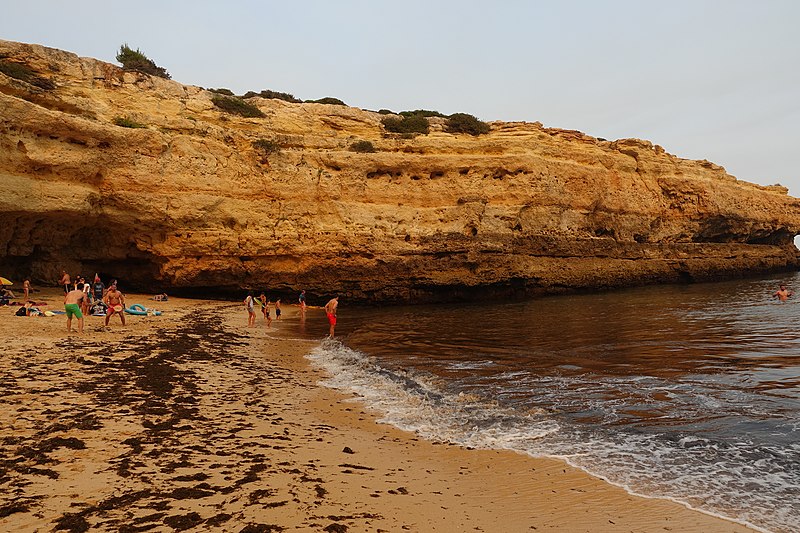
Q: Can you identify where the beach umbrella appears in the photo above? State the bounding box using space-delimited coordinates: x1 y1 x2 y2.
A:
0 277 12 286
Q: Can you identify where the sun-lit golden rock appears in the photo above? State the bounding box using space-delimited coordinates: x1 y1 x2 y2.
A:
1 39 799 302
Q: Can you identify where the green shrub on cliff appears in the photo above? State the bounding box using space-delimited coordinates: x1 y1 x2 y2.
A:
212 95 265 118
209 88 235 96
381 114 430 134
307 97 347 106
113 116 147 129
116 44 171 79
242 89 302 103
252 139 281 154
446 113 490 136
350 140 376 153
0 59 55 90
399 109 445 118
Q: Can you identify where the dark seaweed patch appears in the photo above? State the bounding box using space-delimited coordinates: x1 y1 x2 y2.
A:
205 513 232 526
53 512 90 532
239 524 285 533
0 500 29 518
167 484 216 499
163 512 204 530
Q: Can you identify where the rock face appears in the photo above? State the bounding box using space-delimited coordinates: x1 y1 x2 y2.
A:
1 39 799 303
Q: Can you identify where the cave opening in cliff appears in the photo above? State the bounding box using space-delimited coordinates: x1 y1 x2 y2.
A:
745 229 795 246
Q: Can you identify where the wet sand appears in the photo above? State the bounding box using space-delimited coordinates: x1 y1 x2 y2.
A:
0 290 754 532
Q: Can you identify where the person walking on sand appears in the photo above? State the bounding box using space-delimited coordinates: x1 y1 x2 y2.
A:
64 282 86 333
259 292 271 328
298 290 306 314
324 296 339 338
23 279 31 302
104 284 126 326
773 284 794 301
275 298 282 320
60 271 71 294
244 292 256 327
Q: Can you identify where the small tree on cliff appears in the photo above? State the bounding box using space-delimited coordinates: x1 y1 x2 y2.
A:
446 113 490 136
381 114 430 134
116 44 171 79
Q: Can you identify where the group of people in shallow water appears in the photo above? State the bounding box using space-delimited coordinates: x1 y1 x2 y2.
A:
244 289 339 338
59 270 128 333
243 291 283 329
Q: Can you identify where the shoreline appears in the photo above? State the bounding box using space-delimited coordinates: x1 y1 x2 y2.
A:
0 290 756 532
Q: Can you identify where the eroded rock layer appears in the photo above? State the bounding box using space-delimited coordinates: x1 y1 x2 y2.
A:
1 40 799 302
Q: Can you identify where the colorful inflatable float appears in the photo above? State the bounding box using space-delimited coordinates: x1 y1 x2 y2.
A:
124 304 162 316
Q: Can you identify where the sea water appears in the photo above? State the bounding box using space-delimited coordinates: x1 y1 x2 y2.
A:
299 273 800 532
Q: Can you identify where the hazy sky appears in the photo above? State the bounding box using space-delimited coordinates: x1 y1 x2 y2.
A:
3 1 800 195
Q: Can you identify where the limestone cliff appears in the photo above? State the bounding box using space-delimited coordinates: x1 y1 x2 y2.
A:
1 39 799 302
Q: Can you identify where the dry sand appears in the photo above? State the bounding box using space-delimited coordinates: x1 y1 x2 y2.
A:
0 289 754 532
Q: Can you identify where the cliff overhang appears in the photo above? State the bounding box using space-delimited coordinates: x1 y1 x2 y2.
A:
2 40 799 303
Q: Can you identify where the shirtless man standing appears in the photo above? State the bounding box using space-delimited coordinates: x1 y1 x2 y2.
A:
64 283 86 333
324 296 339 338
773 284 794 301
60 271 71 294
104 284 126 326
23 279 31 301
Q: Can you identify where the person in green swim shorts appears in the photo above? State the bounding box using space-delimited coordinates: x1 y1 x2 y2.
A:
64 282 86 333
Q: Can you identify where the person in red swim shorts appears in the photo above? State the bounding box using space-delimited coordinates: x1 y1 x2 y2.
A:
324 296 339 338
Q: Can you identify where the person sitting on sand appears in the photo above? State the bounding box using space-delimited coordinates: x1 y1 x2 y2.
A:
244 292 256 327
0 287 14 305
104 284 126 326
324 296 339 338
152 293 168 302
773 284 794 302
64 283 86 334
90 300 108 316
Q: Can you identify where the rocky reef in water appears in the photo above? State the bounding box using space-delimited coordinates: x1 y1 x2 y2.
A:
1 39 799 303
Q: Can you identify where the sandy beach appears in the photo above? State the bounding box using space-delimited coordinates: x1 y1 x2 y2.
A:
0 289 754 532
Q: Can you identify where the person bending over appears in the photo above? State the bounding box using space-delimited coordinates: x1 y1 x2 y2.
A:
324 296 339 338
64 283 86 333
